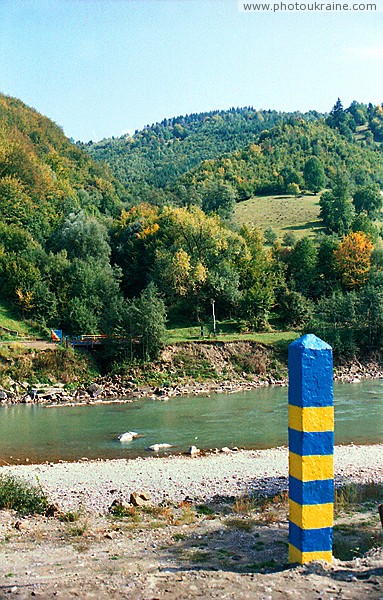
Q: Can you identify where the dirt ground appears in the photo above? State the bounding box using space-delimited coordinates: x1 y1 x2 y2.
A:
1 497 382 600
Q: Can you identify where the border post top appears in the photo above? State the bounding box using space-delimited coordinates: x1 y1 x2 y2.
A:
289 334 332 353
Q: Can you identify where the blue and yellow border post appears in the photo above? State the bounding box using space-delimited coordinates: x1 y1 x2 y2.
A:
288 334 334 564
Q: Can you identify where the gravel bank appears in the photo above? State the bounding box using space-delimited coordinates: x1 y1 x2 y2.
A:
2 444 383 514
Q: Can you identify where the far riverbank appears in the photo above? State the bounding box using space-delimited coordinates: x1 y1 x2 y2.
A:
1 355 383 407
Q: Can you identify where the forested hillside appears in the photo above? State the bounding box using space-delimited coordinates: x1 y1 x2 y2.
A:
0 94 127 337
84 107 321 193
2 95 383 364
182 118 383 200
85 100 383 204
0 95 126 229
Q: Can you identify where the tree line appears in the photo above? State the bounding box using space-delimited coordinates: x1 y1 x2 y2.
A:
1 95 383 363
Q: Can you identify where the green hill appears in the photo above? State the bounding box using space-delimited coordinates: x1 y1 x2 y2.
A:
83 107 321 192
1 94 383 364
84 100 383 206
181 119 383 200
0 94 127 336
0 93 125 238
234 193 323 240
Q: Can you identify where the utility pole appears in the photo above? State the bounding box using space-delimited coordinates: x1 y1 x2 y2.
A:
211 299 216 337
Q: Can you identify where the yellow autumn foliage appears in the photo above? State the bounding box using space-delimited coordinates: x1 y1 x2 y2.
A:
334 231 373 288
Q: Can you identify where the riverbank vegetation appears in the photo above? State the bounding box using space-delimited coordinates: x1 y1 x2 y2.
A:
2 94 383 381
0 344 99 388
0 473 48 515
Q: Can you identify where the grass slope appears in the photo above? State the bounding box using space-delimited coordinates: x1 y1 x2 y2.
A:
166 321 297 346
234 193 323 240
0 300 41 339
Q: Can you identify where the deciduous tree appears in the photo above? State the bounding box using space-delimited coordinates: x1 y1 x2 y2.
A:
303 157 325 194
334 231 373 288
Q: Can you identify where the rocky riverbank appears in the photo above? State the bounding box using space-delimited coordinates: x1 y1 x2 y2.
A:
0 375 283 406
2 444 383 514
1 450 383 599
1 357 383 406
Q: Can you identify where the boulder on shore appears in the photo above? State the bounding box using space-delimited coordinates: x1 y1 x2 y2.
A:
188 445 200 456
130 491 151 506
148 443 172 452
86 383 103 398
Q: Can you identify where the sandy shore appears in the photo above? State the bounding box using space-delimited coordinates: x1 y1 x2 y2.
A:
2 444 383 514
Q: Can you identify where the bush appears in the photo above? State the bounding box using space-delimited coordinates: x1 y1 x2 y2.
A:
264 227 277 245
278 289 313 328
0 474 49 515
282 232 296 247
286 182 300 196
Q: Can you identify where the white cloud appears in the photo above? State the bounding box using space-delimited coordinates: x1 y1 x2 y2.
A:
345 43 383 60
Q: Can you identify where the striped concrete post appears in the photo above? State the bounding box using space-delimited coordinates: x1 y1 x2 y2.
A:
288 334 334 564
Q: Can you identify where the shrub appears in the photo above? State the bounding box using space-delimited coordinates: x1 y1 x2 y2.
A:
286 182 300 196
0 474 49 515
282 232 296 247
264 227 277 245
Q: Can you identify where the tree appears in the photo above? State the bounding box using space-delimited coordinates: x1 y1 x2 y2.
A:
306 291 358 358
357 286 383 350
334 231 373 289
316 235 341 295
51 211 111 262
280 166 302 192
277 288 313 328
326 98 345 129
0 175 37 232
286 182 300 196
154 247 207 300
303 157 326 194
61 258 122 334
287 237 318 296
237 227 282 331
351 213 380 243
346 100 368 126
282 232 296 247
319 173 355 235
264 227 277 245
127 283 167 360
111 203 160 297
352 184 382 216
151 205 247 319
201 181 237 220
238 276 275 331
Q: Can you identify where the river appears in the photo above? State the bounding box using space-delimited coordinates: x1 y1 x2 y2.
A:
0 380 382 464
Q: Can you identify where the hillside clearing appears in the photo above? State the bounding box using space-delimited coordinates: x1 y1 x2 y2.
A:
234 193 323 240
0 300 42 339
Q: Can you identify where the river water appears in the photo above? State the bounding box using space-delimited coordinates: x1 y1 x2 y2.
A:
0 380 382 464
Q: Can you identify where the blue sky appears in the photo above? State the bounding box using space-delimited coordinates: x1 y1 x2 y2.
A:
1 0 382 142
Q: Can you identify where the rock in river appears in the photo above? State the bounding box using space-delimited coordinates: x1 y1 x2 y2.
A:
118 431 139 442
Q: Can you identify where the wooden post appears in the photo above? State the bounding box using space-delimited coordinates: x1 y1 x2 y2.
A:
288 334 334 564
378 504 383 531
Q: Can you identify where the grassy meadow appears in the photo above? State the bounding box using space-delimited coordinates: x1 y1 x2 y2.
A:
234 193 323 241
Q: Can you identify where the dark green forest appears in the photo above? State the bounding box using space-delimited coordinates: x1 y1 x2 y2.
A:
2 94 383 362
